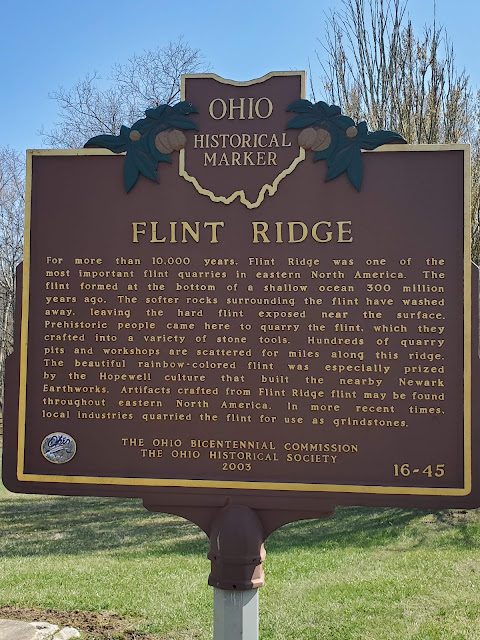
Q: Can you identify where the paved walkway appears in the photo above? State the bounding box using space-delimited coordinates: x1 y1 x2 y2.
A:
0 619 80 640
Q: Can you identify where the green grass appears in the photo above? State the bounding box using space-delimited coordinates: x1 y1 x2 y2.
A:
1 475 480 639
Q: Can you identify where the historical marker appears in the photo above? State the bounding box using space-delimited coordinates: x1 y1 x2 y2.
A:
3 71 479 511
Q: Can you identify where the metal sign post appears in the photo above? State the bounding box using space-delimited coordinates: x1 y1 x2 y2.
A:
214 589 259 640
208 505 264 640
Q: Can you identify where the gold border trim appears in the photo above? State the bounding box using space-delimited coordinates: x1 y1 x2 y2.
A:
179 71 306 209
17 151 32 479
15 472 471 495
463 146 472 495
25 149 119 156
17 145 472 496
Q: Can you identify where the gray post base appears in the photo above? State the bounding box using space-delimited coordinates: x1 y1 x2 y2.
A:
213 588 259 640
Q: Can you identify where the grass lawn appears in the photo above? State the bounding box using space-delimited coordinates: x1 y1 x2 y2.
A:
1 474 480 639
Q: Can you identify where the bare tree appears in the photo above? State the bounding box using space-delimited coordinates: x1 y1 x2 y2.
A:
0 148 24 407
470 96 480 263
112 38 205 116
41 37 206 148
40 74 132 149
317 0 480 261
319 0 472 143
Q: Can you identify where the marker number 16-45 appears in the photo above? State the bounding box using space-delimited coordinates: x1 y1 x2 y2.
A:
393 463 445 478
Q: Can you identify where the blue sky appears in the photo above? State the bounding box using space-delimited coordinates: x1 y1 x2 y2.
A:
0 0 477 153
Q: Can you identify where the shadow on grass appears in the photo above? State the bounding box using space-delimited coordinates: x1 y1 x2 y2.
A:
267 507 421 551
267 505 480 553
0 490 209 558
2 483 479 559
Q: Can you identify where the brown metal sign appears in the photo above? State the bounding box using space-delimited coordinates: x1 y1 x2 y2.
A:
2 72 479 512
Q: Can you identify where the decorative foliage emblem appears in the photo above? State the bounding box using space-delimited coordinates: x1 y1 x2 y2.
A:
84 102 198 192
84 88 405 195
286 100 406 190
